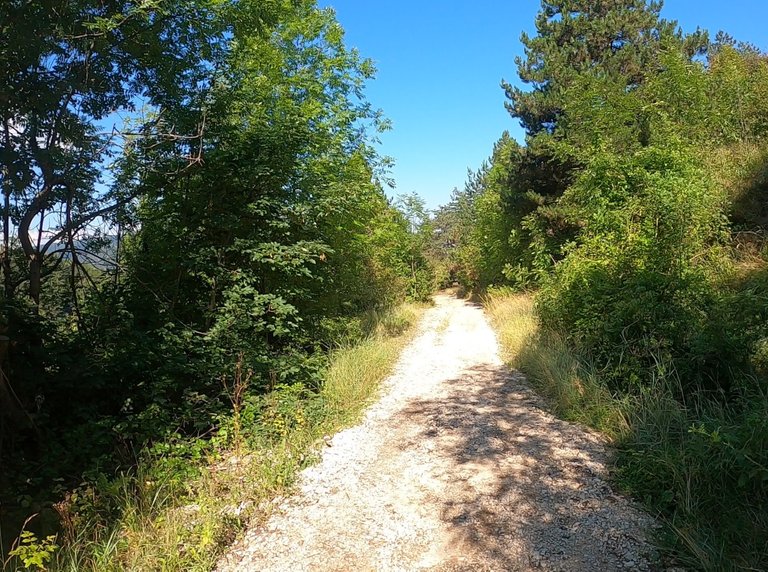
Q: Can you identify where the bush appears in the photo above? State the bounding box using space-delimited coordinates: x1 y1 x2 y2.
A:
616 385 768 570
487 289 768 570
537 144 729 392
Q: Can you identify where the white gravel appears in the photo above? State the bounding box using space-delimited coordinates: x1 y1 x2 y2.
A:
217 294 658 571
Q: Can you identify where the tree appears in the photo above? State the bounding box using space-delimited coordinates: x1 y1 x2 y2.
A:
117 1 404 388
427 133 529 288
394 193 434 299
0 0 265 308
488 1 709 288
502 0 706 137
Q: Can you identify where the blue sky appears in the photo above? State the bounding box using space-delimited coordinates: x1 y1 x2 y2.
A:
318 1 768 210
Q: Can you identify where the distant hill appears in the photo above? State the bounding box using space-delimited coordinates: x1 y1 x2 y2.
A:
48 235 120 270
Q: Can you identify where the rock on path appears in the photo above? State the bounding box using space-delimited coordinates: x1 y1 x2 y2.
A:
217 294 657 571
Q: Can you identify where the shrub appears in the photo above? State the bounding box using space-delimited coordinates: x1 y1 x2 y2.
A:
538 144 729 392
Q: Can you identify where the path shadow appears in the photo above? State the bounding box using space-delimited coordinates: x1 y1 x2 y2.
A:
401 364 654 571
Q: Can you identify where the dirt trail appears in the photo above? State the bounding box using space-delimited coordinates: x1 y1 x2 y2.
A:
218 294 656 571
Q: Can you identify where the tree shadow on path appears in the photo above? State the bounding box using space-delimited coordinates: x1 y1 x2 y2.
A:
401 364 656 571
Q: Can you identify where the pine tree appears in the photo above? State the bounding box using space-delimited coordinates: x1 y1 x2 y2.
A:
503 0 706 136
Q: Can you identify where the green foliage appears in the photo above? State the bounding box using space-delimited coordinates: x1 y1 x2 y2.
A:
537 144 729 390
487 290 768 571
705 45 768 143
391 193 438 301
616 386 768 570
503 0 706 137
33 302 421 572
462 3 768 569
429 134 527 289
0 1 435 567
484 290 629 437
0 0 244 305
8 531 58 571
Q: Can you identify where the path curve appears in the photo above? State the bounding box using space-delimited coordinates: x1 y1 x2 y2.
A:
218 294 656 571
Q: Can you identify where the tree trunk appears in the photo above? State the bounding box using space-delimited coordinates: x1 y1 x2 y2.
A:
2 188 11 301
2 120 13 301
29 255 41 308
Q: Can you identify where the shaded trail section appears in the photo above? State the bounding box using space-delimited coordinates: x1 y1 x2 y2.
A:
218 294 656 571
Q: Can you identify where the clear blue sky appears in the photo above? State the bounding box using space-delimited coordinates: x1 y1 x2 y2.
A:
317 0 768 210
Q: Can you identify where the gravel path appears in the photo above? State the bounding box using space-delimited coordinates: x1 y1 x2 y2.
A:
218 294 657 571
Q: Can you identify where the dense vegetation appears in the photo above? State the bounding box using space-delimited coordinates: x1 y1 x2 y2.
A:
0 1 434 569
3 0 767 570
434 1 768 569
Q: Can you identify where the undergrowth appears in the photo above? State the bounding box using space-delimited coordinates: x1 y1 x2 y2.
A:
1 302 424 572
484 288 768 571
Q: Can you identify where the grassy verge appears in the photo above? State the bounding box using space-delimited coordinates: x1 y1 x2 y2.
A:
483 288 768 571
483 289 628 437
3 302 424 572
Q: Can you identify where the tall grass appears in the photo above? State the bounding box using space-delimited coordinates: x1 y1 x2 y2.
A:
618 385 768 571
323 302 421 422
3 303 424 572
484 288 768 571
483 289 628 437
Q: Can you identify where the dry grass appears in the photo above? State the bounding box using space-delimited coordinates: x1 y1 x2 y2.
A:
483 290 538 363
483 289 628 439
484 288 768 571
323 302 422 423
